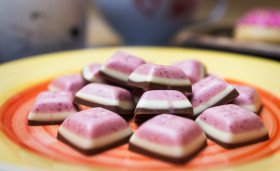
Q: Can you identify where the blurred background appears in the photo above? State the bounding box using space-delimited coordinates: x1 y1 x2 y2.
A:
87 0 280 45
0 0 279 63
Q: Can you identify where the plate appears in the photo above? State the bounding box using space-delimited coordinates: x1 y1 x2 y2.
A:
0 47 280 171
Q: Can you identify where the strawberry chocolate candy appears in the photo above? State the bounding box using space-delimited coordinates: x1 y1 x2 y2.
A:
57 107 133 155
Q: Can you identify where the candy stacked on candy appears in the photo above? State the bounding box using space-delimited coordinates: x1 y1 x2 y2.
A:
99 51 145 87
82 63 106 83
172 59 207 84
27 51 268 164
128 63 192 92
74 83 135 117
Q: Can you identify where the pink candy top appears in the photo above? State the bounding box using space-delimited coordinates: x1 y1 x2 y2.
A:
132 63 188 79
237 8 280 28
172 59 206 84
50 74 86 93
88 63 101 73
198 104 265 133
61 108 129 139
104 51 145 74
31 91 77 113
135 114 204 146
140 90 187 101
88 63 103 79
232 84 260 105
78 83 133 101
191 75 229 107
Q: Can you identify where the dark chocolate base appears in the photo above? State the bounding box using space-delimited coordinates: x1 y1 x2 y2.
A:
28 120 64 126
73 96 134 115
129 140 207 165
121 114 134 122
207 133 269 149
193 88 240 118
99 71 131 88
81 70 112 86
185 92 193 100
214 88 240 107
134 107 193 122
57 132 132 155
127 79 192 93
257 105 263 115
135 107 193 116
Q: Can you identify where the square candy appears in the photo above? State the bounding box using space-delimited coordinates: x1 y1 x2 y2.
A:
191 75 239 117
57 107 133 155
129 114 207 164
135 90 193 121
196 104 269 148
48 74 86 94
82 63 106 83
172 59 207 84
99 51 145 86
74 83 135 115
28 91 79 126
232 84 262 114
128 64 192 93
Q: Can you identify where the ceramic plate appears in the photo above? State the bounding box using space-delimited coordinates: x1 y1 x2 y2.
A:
0 47 280 171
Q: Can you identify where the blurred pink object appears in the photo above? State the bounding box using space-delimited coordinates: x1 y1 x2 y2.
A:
235 8 280 44
237 8 280 27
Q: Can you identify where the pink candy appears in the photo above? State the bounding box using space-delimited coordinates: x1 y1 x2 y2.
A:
31 91 77 113
61 108 130 139
135 114 204 146
48 74 86 93
237 8 280 27
172 59 207 84
198 104 265 133
191 75 229 107
140 90 187 101
104 51 145 74
78 83 133 101
132 63 188 79
82 63 105 83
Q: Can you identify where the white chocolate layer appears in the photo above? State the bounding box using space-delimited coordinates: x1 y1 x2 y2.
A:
129 73 191 86
28 111 76 121
100 66 129 82
129 133 206 158
82 65 103 83
235 25 280 43
136 100 192 110
199 66 206 81
76 92 134 110
193 85 235 116
239 104 260 113
48 84 61 92
59 126 132 149
196 117 268 144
